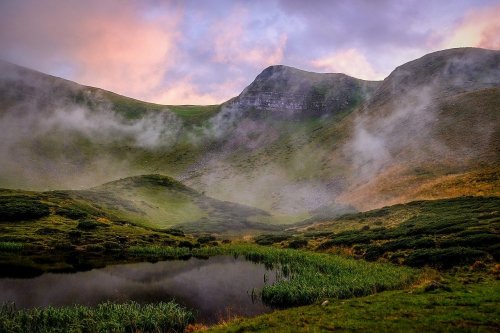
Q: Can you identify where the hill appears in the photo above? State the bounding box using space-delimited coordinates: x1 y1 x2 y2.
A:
0 174 275 236
336 48 500 209
0 47 498 221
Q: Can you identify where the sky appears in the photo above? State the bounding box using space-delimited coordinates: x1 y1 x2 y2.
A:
0 0 499 105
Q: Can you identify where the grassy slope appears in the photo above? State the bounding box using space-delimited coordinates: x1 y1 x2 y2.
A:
100 89 221 125
256 196 499 268
205 195 500 332
0 175 276 239
337 87 500 210
76 174 275 234
0 186 196 274
208 272 499 332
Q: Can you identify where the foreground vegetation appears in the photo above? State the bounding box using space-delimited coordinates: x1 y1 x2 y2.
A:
208 270 500 332
259 196 499 269
0 194 498 332
128 244 415 307
0 301 193 333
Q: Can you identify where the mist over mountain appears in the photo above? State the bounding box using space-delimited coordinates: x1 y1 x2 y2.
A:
0 47 498 222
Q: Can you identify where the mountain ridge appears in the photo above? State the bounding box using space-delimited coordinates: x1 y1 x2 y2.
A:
0 47 498 220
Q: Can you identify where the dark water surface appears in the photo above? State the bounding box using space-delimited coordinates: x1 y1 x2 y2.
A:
0 256 277 323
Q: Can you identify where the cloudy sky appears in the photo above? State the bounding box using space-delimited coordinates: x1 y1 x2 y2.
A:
1 0 498 105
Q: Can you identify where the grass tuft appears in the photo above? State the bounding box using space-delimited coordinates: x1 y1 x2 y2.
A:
0 301 193 333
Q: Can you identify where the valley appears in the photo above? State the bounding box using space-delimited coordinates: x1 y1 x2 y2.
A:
0 47 499 332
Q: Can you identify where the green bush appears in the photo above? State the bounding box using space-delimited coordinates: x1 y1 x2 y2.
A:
36 227 61 235
77 219 100 230
85 244 105 252
288 239 308 249
178 240 194 249
405 247 488 269
68 230 82 241
364 245 385 261
440 233 500 248
197 235 216 244
255 233 291 245
163 228 185 237
0 196 50 221
55 206 88 220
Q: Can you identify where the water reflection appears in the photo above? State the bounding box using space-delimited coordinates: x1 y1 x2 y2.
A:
0 256 276 323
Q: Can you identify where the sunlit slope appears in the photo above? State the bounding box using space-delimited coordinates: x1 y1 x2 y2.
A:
67 174 274 233
0 174 275 234
336 48 500 210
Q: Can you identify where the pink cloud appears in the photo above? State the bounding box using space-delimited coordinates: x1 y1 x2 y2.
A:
0 1 181 101
310 49 383 80
210 7 287 67
155 78 220 105
442 4 500 49
155 75 248 105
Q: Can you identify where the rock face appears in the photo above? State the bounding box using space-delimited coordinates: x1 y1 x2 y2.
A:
229 65 380 119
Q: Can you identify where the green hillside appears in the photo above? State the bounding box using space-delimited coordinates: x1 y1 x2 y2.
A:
0 48 499 219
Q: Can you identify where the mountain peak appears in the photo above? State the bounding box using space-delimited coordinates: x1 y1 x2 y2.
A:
230 64 379 119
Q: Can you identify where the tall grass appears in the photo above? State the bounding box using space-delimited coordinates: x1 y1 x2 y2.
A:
0 301 193 333
128 245 191 258
129 244 416 307
0 241 24 252
221 245 415 306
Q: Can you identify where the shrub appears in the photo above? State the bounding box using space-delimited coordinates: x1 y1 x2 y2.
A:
77 219 100 230
255 233 290 245
0 196 50 221
85 244 105 252
36 227 61 235
197 235 216 244
103 241 121 250
55 206 88 220
178 240 194 249
364 245 385 261
163 228 185 237
440 234 500 249
405 247 488 269
68 230 82 241
288 239 308 249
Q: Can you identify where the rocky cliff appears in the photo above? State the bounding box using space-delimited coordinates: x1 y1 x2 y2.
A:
228 65 380 119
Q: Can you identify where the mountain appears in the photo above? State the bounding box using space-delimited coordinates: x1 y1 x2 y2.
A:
0 47 498 222
0 60 218 189
227 65 379 119
335 47 500 209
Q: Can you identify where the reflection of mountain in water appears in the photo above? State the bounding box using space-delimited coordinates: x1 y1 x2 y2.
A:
0 256 276 324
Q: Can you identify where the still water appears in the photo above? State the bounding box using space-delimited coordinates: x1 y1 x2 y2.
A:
0 256 277 323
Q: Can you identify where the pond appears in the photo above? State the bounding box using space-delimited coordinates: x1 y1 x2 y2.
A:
0 256 278 324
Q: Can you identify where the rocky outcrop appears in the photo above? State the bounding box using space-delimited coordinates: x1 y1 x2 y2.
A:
228 65 380 119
